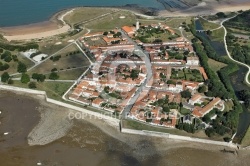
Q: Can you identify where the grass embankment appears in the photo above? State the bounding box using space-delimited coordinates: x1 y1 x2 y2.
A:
12 81 72 101
199 18 220 30
207 58 227 72
210 28 225 41
122 119 208 138
241 125 250 147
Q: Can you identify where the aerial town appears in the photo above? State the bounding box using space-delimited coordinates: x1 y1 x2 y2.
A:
68 21 224 130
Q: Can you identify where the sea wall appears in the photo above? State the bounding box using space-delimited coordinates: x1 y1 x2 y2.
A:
121 128 237 148
0 85 120 127
0 85 239 148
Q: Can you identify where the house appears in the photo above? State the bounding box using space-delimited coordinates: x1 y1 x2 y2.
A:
122 26 135 36
189 94 202 105
183 115 194 124
192 97 222 118
72 88 83 97
186 56 199 66
199 67 208 80
92 98 105 108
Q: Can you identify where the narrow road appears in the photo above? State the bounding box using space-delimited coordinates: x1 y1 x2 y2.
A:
201 14 250 86
120 30 153 118
221 15 250 86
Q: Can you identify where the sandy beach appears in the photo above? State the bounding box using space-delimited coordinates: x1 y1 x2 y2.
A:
0 9 74 41
0 1 249 42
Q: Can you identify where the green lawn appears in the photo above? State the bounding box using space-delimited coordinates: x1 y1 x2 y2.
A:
180 107 191 115
223 100 234 112
199 18 220 30
171 70 185 79
210 28 225 42
85 11 136 32
171 68 203 82
184 69 203 82
28 44 90 78
165 17 192 29
241 125 250 147
64 7 117 26
11 80 73 101
207 58 227 72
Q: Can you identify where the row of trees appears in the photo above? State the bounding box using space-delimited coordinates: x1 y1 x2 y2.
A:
189 20 244 138
226 34 250 65
224 10 250 32
176 123 195 133
0 42 38 52
238 90 250 109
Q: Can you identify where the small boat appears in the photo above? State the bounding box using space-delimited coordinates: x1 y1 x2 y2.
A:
37 162 42 165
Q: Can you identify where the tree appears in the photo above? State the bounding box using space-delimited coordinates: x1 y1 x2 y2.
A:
49 72 59 80
28 82 37 89
103 31 108 35
207 30 212 36
51 68 57 72
198 85 207 93
1 72 10 82
205 127 215 137
21 73 30 83
17 62 27 73
32 73 46 82
8 79 13 84
180 90 191 99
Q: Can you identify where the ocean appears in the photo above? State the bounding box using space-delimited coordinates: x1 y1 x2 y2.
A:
0 0 163 27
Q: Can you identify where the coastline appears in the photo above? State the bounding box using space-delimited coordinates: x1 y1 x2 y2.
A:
1 2 250 41
2 91 250 166
0 8 74 41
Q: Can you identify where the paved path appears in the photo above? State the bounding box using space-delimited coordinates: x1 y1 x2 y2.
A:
221 15 250 86
200 15 250 86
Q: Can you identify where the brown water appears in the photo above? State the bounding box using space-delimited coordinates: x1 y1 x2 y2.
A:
1 91 250 166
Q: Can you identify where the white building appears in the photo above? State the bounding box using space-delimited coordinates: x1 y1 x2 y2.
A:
186 57 199 66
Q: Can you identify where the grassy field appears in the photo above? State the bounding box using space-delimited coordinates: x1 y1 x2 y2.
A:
29 44 90 78
45 67 87 80
223 100 234 112
0 53 34 75
180 107 191 115
85 11 136 32
210 28 225 42
171 68 203 82
64 7 117 26
122 119 208 138
241 125 250 147
207 58 227 72
199 18 220 30
11 80 73 101
165 17 192 29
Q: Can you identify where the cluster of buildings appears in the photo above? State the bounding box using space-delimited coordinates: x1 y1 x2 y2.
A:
187 94 224 118
68 21 224 129
69 50 146 113
129 89 181 128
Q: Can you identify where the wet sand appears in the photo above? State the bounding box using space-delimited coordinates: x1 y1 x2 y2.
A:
1 91 250 165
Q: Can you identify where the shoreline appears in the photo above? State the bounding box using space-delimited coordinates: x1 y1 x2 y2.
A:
1 3 250 41
0 84 242 149
0 8 74 41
